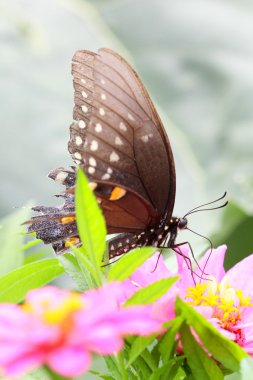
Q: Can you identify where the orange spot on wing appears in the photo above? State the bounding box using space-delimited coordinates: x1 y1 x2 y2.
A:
109 187 126 201
65 237 79 247
60 216 76 224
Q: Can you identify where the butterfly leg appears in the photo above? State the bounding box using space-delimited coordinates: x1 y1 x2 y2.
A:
172 242 209 282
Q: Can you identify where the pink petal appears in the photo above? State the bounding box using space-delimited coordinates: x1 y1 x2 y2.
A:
115 307 163 335
194 306 214 319
48 347 91 377
82 325 124 354
226 253 253 294
195 245 227 282
3 352 44 377
131 252 172 287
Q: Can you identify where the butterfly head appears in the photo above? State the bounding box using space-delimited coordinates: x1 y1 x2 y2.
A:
178 217 188 230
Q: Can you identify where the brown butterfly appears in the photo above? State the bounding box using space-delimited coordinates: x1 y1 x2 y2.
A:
26 48 227 259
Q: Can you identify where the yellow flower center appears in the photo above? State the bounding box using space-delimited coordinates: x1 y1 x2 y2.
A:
185 275 253 330
23 293 84 325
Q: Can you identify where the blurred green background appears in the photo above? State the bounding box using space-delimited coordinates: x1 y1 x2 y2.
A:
1 0 253 269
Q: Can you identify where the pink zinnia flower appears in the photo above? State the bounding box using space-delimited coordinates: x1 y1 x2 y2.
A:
127 245 253 355
0 283 163 378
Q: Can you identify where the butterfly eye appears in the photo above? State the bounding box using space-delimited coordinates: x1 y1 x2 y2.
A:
178 218 188 230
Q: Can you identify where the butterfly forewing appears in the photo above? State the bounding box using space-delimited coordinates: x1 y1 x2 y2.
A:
68 48 176 217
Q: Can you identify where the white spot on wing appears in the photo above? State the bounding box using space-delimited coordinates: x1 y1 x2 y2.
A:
115 136 123 145
81 105 88 113
141 133 154 143
141 135 149 143
88 167 95 174
78 120 86 129
55 171 68 183
95 123 102 133
107 167 113 174
75 136 82 146
74 152 82 160
101 79 105 85
110 151 119 162
101 93 106 100
90 140 98 151
81 78 86 84
119 122 127 131
127 113 135 121
82 91 88 98
101 173 110 180
99 108 105 116
89 157 96 167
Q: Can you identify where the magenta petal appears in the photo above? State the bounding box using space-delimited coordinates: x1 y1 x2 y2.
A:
3 352 44 377
194 306 213 319
176 245 227 297
115 307 162 335
83 325 123 354
48 347 91 377
226 253 253 294
195 245 227 282
131 252 171 287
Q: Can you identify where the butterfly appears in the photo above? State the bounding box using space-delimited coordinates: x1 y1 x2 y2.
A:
26 48 226 260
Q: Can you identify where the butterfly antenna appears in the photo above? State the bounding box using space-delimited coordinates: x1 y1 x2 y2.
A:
184 201 228 217
183 192 227 218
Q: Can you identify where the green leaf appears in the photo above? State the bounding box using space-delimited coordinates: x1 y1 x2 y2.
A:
73 245 100 287
75 168 106 270
149 357 185 380
125 276 178 306
58 253 90 291
18 238 42 253
108 247 156 281
130 355 152 380
150 341 161 367
89 371 115 380
159 317 184 362
171 366 187 380
176 298 247 372
125 339 158 378
140 349 158 372
127 335 155 366
0 258 64 303
180 322 223 380
104 356 122 380
0 206 32 275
